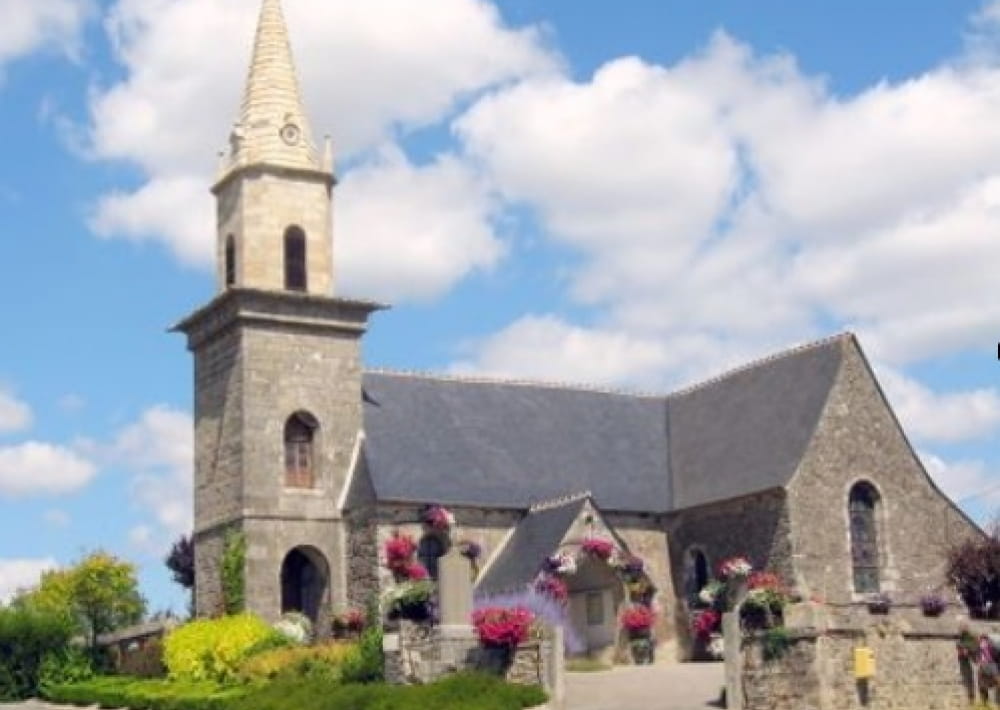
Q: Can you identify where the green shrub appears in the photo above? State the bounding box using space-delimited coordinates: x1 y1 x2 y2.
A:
45 673 545 710
0 606 75 700
235 672 546 710
44 676 246 710
340 622 384 684
163 613 273 683
236 642 357 684
37 646 94 694
220 530 246 615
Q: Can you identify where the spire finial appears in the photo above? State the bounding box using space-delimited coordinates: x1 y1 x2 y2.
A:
226 0 322 173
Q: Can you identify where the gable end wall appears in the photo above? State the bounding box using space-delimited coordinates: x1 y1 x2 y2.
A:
786 337 978 603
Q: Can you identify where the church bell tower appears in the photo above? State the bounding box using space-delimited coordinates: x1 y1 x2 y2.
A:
174 0 384 625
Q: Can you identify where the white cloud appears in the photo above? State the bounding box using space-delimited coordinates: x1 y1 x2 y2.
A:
85 0 555 294
0 442 96 497
43 509 71 527
453 30 1000 379
0 388 32 433
921 451 1000 509
0 558 57 604
336 146 503 302
109 406 193 548
453 315 677 388
57 393 86 413
879 366 1000 444
0 0 93 75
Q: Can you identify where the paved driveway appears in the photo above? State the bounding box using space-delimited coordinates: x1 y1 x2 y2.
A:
565 662 724 710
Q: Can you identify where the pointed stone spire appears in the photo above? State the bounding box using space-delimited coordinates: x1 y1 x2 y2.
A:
226 0 322 173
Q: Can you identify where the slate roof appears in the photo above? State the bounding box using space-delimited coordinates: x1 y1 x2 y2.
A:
475 496 587 596
361 373 670 511
360 334 846 513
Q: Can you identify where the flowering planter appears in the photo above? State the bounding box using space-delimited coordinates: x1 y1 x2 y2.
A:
478 644 514 675
629 636 655 665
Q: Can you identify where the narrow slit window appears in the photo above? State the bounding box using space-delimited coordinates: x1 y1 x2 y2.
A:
284 226 307 291
224 235 236 287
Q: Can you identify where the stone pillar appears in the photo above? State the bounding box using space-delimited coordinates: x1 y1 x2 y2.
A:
438 548 474 629
723 612 744 710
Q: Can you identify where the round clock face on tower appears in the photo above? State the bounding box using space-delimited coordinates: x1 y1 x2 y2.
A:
280 123 301 146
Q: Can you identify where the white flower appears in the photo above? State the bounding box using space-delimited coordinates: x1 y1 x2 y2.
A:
274 619 307 644
699 587 717 604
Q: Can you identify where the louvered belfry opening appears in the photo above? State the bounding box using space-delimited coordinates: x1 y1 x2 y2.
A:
284 226 307 291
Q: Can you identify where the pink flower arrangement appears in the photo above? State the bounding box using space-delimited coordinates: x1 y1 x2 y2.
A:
534 574 569 604
423 505 456 531
581 537 615 560
472 606 535 648
717 556 753 580
692 609 721 640
384 532 417 572
620 604 656 635
405 562 430 581
332 607 366 636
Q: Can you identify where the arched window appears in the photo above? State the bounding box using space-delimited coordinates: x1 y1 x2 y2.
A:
683 548 710 599
284 411 318 488
849 482 881 593
224 235 236 287
284 226 307 291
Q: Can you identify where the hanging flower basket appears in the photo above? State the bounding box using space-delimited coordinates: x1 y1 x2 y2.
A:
866 592 892 615
423 505 456 531
920 593 947 617
581 537 615 561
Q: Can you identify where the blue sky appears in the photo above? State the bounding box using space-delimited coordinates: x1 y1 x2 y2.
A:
1 0 999 613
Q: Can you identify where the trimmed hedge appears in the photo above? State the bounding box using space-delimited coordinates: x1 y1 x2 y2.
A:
44 676 247 710
45 672 546 710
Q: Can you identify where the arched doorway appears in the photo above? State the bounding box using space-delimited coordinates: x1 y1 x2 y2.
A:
280 546 329 624
566 556 624 659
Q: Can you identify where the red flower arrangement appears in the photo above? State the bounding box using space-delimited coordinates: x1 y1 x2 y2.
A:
384 532 417 570
472 607 535 648
748 571 786 592
620 604 656 635
332 607 366 637
692 609 721 640
581 537 615 560
405 562 430 581
534 574 569 604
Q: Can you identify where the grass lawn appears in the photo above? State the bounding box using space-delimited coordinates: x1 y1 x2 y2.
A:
45 672 547 710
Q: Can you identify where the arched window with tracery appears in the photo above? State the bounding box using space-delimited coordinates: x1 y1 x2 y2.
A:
284 411 318 488
849 481 881 593
224 235 236 287
284 226 307 291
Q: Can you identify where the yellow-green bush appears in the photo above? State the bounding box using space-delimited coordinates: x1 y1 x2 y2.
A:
163 613 274 683
236 642 356 684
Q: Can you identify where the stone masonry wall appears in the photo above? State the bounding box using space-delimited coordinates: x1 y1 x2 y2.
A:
668 490 792 659
732 604 988 710
787 337 979 604
602 512 676 657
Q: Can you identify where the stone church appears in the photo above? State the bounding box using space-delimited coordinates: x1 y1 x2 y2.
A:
175 0 978 659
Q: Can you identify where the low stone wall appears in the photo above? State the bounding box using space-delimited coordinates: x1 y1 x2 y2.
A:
726 604 992 710
384 621 563 700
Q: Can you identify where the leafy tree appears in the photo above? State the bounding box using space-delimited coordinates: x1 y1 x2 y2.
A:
16 551 146 649
166 534 195 590
946 525 1000 618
